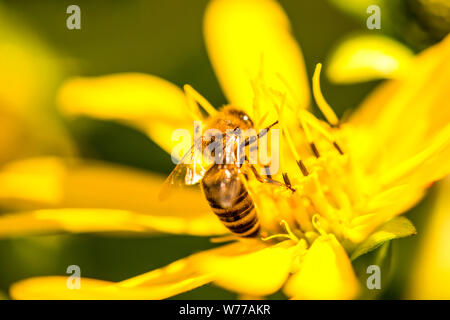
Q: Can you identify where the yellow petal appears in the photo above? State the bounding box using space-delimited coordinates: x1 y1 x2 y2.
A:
0 157 194 212
347 184 424 244
11 255 214 300
409 176 450 299
0 6 59 113
57 73 193 154
0 208 227 237
12 277 120 300
349 35 450 186
0 157 226 236
204 0 310 125
11 242 288 299
0 110 26 164
195 240 299 296
350 216 416 260
326 34 414 83
0 6 75 161
327 0 385 20
378 123 450 188
284 235 359 299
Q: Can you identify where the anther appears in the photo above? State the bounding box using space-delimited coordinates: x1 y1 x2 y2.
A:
296 160 309 176
310 142 320 158
282 172 296 192
333 141 344 155
331 123 341 129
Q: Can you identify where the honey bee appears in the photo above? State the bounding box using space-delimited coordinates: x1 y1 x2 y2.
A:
159 106 293 238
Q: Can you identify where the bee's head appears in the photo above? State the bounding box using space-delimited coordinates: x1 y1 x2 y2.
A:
223 106 254 129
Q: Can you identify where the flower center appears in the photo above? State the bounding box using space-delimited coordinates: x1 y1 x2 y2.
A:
247 64 365 248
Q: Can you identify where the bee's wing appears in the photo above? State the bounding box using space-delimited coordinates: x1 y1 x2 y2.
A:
224 131 244 164
158 143 207 201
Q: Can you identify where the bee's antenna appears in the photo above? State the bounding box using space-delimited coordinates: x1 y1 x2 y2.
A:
241 120 279 148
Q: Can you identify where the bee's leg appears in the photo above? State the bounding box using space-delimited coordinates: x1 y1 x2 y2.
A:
183 84 217 117
249 164 295 192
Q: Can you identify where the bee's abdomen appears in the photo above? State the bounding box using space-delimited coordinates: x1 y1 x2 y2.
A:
207 190 260 238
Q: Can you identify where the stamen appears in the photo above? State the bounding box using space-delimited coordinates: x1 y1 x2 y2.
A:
261 234 293 242
185 92 203 120
298 111 319 158
280 220 299 241
312 214 327 236
261 220 299 242
184 84 217 116
282 172 291 186
299 109 344 156
282 173 295 192
250 79 262 122
333 141 344 155
280 110 302 162
276 72 303 108
297 159 309 176
257 112 269 128
312 63 339 127
274 93 308 179
310 142 320 158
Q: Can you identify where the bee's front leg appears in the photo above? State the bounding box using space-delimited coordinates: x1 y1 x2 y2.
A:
248 164 295 192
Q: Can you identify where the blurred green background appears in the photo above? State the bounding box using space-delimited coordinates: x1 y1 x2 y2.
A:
0 0 441 299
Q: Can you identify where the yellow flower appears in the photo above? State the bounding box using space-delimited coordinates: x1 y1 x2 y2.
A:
409 176 450 299
1 0 450 299
326 34 414 83
0 5 74 164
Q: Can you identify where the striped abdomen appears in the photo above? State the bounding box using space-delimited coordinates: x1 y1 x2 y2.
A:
201 165 260 238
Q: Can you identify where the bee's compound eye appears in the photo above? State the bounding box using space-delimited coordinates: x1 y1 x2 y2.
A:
242 115 249 121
